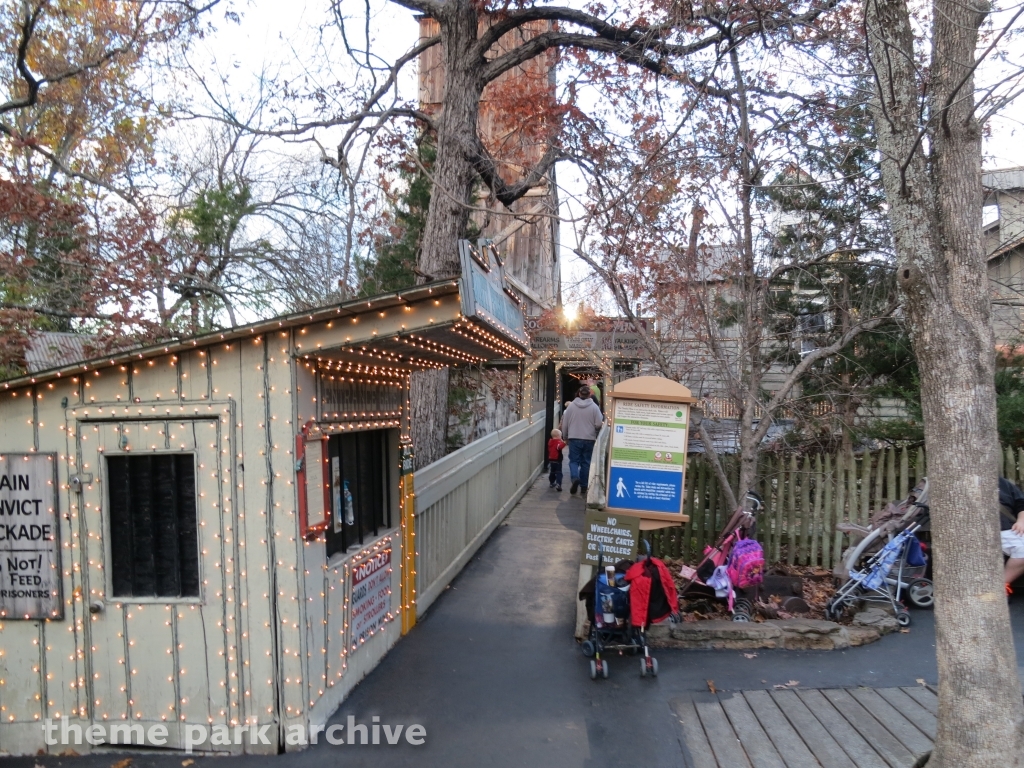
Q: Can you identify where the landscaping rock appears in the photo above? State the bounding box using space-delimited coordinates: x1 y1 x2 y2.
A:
852 607 900 635
772 619 849 650
845 626 882 646
646 616 892 651
662 620 784 649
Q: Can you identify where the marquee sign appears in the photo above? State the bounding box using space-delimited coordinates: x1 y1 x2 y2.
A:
0 453 62 619
458 239 529 350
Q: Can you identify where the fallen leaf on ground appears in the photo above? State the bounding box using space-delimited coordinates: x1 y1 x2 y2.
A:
916 678 927 686
707 680 717 693
111 758 133 768
59 750 80 758
899 629 910 634
743 653 758 659
182 761 195 767
773 680 800 689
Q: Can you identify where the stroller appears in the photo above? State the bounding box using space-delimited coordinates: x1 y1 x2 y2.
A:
579 542 678 680
678 493 765 622
825 522 928 625
830 477 933 614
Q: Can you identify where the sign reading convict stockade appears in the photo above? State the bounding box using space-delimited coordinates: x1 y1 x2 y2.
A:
0 453 62 619
580 511 639 566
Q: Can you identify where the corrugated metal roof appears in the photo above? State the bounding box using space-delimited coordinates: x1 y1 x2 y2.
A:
983 167 1024 191
24 332 94 373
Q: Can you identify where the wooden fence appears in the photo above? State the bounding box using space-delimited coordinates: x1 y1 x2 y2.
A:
641 445 1023 569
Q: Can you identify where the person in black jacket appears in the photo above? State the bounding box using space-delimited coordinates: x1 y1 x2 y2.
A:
998 477 1024 593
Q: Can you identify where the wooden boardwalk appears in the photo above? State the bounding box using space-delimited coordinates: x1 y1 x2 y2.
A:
674 686 937 768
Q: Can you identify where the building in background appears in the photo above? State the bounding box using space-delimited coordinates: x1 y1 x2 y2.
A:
985 167 1024 349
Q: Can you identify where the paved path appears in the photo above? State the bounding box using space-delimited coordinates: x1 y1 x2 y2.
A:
5 470 1024 768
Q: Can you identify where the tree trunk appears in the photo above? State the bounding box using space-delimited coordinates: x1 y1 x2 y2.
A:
866 0 1024 764
410 1 486 469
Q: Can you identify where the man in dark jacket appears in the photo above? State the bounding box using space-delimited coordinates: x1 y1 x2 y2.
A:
559 385 605 495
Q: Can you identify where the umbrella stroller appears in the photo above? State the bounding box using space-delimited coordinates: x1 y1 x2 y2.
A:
825 522 926 625
678 493 765 622
833 478 933 610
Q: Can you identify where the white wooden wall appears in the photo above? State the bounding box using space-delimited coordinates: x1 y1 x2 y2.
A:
0 334 305 755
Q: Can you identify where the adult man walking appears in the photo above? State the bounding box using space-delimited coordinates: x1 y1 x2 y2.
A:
560 384 605 495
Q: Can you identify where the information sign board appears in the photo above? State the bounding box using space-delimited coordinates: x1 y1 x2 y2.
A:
606 399 690 518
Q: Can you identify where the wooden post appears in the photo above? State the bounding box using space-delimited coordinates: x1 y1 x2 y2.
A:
400 470 417 635
799 455 811 565
886 447 897 504
683 457 696 559
835 451 848 568
762 455 775 559
898 446 909 499
872 450 883 520
860 448 872 527
812 453 823 567
823 452 834 569
787 454 797 565
695 458 708 555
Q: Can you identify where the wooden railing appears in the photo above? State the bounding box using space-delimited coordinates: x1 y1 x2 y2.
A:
413 411 546 615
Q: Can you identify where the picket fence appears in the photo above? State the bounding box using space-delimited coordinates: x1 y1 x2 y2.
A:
641 445 1024 569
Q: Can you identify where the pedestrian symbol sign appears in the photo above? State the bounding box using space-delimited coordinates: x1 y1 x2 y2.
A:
604 377 695 522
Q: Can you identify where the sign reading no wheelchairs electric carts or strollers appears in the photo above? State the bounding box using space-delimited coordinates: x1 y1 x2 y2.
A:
605 377 696 523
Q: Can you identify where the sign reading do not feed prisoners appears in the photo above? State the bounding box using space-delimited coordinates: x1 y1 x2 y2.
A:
0 453 62 620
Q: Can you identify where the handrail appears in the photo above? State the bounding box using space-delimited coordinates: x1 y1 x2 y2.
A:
414 411 545 510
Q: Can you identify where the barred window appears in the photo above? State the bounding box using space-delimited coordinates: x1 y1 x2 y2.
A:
106 454 200 598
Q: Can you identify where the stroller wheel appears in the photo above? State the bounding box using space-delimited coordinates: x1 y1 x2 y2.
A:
732 611 750 623
907 578 934 609
589 660 598 680
640 658 647 677
896 610 912 627
651 657 659 677
581 640 596 658
602 659 610 679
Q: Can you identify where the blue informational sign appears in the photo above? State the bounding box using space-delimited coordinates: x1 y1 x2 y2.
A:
607 466 683 513
606 398 690 517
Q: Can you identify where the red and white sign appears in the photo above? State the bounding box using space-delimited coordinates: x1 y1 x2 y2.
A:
350 547 392 648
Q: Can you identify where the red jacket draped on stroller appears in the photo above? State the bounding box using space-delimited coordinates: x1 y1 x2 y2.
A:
625 557 679 628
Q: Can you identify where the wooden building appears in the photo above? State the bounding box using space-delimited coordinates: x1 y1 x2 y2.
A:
0 252 528 755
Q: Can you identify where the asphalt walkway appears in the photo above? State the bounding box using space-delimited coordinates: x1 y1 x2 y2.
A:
6 469 1024 768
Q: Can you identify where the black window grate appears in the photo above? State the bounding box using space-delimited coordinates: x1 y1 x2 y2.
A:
325 430 391 558
107 454 200 598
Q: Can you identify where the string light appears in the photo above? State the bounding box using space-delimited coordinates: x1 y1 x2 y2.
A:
0 284 534 736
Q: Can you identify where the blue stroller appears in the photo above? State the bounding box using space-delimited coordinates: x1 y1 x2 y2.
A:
579 543 660 679
825 522 927 626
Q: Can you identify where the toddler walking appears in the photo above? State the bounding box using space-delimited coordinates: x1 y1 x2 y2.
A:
547 428 567 491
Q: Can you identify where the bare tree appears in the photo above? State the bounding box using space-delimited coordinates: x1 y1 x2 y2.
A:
864 0 1024 763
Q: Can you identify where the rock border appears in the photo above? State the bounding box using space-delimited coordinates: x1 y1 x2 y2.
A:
646 608 900 651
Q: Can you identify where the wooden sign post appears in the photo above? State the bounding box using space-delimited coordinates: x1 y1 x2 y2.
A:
605 376 697 524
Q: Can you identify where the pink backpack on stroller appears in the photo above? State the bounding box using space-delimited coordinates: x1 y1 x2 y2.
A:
727 538 765 589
